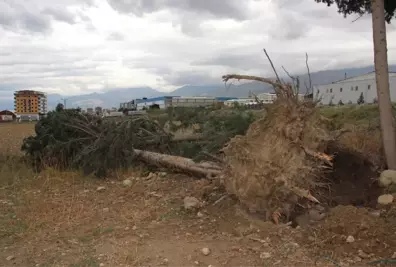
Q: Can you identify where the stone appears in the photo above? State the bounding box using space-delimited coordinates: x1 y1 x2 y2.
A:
132 225 137 230
124 227 130 231
378 194 394 205
99 263 105 267
379 170 396 187
6 256 15 261
358 250 369 259
194 261 199 265
184 197 201 210
392 252 396 259
260 252 271 259
346 236 355 243
201 247 211 256
122 179 132 187
102 208 109 212
158 172 167 178
197 212 204 218
96 186 106 192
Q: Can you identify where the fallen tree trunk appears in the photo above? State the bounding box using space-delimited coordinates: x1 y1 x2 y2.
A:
134 149 222 178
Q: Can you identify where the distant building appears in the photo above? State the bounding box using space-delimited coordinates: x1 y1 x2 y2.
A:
315 71 396 105
0 110 16 122
14 90 47 115
95 106 102 114
224 98 257 107
86 108 94 114
257 92 304 104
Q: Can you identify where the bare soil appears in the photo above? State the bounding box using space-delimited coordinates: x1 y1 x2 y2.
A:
0 169 395 267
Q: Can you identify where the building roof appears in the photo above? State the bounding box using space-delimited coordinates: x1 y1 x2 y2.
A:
331 71 396 84
0 110 16 116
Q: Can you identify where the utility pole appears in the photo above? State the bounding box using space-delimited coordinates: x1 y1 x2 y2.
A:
61 98 68 109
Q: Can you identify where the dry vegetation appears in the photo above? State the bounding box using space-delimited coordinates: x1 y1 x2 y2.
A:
0 102 395 267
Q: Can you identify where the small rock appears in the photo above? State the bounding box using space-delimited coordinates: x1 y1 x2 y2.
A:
99 263 105 267
187 255 192 261
96 186 106 192
378 194 394 205
353 256 362 262
102 208 109 212
83 189 90 193
184 196 201 210
392 252 396 259
379 170 396 187
208 265 214 267
260 252 271 259
358 250 369 259
6 255 15 261
158 172 167 178
194 261 199 265
124 227 130 231
197 212 204 218
122 179 132 187
161 258 169 265
370 210 381 217
146 172 156 180
201 247 211 256
132 225 137 230
346 236 355 243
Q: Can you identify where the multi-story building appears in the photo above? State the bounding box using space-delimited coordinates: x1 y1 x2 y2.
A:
14 90 47 115
315 71 396 105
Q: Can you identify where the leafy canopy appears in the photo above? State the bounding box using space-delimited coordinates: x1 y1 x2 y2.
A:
315 0 396 23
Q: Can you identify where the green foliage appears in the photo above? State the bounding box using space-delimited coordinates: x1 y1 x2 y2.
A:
320 104 381 130
22 109 172 177
314 0 396 23
165 107 257 160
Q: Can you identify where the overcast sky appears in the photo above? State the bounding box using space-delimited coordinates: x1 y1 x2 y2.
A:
1 0 396 97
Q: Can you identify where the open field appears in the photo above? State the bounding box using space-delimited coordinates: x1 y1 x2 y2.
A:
0 106 396 267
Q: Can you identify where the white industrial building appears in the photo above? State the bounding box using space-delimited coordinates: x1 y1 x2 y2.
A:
315 72 396 105
256 92 305 103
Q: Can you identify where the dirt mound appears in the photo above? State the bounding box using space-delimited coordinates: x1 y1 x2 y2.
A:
301 205 396 263
222 98 334 222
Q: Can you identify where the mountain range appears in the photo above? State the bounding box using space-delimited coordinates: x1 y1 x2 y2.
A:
2 65 396 110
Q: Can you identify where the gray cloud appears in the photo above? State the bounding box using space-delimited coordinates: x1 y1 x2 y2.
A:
107 32 125 41
106 0 256 36
42 7 77 24
162 71 221 86
193 54 266 71
106 0 249 19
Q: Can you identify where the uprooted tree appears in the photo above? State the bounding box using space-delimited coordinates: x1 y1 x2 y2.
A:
21 50 370 225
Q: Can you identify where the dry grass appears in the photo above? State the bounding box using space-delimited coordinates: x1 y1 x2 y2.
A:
0 123 35 156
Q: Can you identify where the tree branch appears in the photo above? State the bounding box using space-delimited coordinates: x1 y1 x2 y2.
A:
263 48 282 84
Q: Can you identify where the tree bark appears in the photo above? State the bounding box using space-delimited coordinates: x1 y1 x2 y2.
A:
134 149 222 177
371 0 396 169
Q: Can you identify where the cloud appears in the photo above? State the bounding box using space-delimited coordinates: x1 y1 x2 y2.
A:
42 7 77 24
1 0 396 104
107 31 124 41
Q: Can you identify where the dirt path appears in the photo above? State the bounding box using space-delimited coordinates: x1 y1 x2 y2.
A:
1 170 395 267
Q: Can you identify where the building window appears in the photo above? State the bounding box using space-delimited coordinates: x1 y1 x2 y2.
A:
355 86 358 91
326 89 329 93
368 84 371 90
330 88 333 93
340 88 343 92
351 86 354 91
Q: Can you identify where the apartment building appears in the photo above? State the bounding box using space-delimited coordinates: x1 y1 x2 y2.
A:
14 90 47 115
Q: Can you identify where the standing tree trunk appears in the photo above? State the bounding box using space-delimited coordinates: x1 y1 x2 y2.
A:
371 0 396 169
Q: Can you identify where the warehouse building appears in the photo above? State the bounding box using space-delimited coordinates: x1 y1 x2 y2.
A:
315 72 396 105
120 96 237 110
